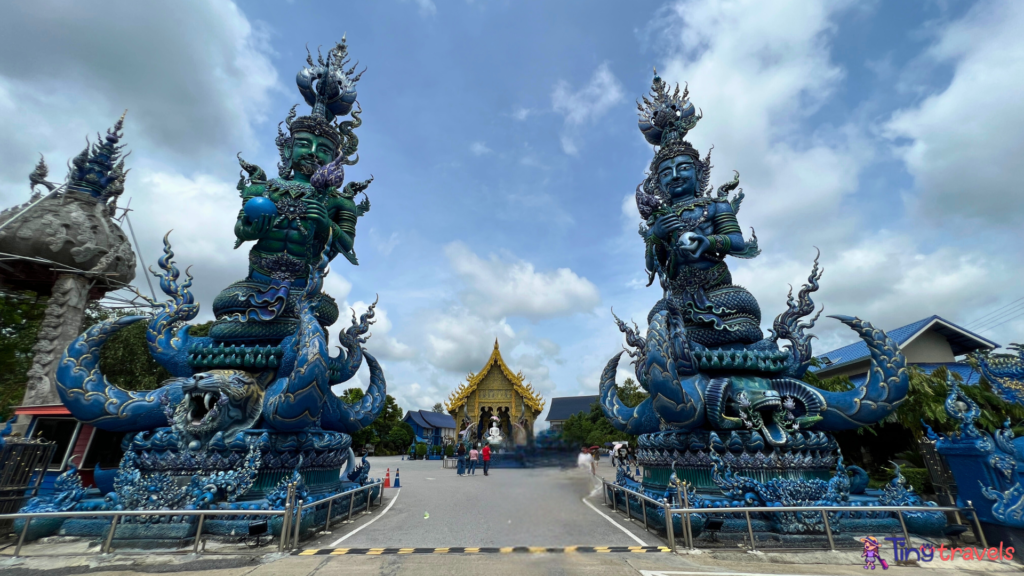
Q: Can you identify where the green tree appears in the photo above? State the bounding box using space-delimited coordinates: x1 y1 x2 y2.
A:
808 361 1024 478
808 363 1024 439
386 421 414 449
617 377 649 408
341 387 365 404
431 402 444 413
0 290 49 420
563 402 631 448
343 392 408 455
92 307 171 391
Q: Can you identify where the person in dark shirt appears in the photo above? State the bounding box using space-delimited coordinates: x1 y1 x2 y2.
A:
457 442 467 476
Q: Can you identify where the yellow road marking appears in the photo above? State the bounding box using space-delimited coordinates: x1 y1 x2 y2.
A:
300 545 674 556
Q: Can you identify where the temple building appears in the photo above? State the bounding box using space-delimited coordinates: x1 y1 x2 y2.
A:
445 340 545 446
545 395 599 431
402 410 457 446
811 315 998 384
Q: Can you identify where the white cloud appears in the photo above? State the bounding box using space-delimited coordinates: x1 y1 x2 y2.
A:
0 0 279 186
423 307 517 373
370 229 401 256
730 236 1023 354
348 300 417 361
122 169 249 318
885 0 1024 226
409 0 437 17
444 241 601 321
652 0 864 252
633 0 1024 357
552 62 625 155
0 0 285 324
469 141 493 156
511 107 532 121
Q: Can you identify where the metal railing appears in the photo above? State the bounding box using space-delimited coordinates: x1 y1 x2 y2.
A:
0 439 56 533
0 480 383 558
600 478 987 553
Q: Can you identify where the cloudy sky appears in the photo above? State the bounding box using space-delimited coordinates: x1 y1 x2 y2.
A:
3 0 1023 423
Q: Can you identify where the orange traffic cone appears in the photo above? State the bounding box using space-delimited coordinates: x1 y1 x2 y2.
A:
384 468 391 488
393 468 401 488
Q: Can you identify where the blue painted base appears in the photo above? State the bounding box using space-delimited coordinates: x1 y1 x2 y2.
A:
15 426 379 546
47 482 380 545
607 482 907 538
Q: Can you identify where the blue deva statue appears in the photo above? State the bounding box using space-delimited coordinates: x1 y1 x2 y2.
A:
602 72 944 538
19 39 385 544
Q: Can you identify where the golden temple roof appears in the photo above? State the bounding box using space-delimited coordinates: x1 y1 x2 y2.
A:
444 339 546 414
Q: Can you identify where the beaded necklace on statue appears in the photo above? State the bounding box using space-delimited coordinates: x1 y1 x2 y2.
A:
672 198 712 232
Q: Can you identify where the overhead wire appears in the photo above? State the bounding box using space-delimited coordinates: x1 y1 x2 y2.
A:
963 296 1024 329
969 302 1024 333
976 308 1024 335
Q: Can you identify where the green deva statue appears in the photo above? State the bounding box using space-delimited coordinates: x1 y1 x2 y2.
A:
212 37 373 344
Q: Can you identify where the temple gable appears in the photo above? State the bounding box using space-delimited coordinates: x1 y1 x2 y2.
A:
445 339 545 446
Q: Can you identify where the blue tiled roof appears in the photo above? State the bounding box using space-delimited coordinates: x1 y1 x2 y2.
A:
546 395 600 422
847 362 981 387
811 315 998 373
420 411 456 429
404 411 431 430
404 410 456 430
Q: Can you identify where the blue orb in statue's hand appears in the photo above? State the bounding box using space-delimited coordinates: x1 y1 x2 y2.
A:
244 197 278 223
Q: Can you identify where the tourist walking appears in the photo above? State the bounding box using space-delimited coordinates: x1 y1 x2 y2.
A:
578 447 595 476
468 444 479 475
482 443 491 476
457 442 467 476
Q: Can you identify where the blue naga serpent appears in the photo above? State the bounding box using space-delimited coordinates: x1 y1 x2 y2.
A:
55 233 385 439
601 259 909 439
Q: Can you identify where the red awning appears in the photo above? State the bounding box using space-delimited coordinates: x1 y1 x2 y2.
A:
14 404 71 416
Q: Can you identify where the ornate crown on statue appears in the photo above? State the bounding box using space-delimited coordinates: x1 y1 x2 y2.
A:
635 70 715 218
275 36 365 178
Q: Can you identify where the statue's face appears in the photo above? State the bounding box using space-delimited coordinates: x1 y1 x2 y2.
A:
289 131 337 177
657 154 698 200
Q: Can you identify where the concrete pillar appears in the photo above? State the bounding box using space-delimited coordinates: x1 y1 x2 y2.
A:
11 273 90 436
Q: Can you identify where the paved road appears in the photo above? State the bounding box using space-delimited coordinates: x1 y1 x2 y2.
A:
4 455 1021 574
307 455 651 549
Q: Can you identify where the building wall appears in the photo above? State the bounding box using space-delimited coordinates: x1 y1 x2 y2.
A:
901 329 956 363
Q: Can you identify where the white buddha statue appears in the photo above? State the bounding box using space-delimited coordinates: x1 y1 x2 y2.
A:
486 419 504 446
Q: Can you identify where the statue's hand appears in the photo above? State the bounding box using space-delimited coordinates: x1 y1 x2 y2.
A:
241 214 275 240
303 198 330 233
652 213 682 240
677 232 711 258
